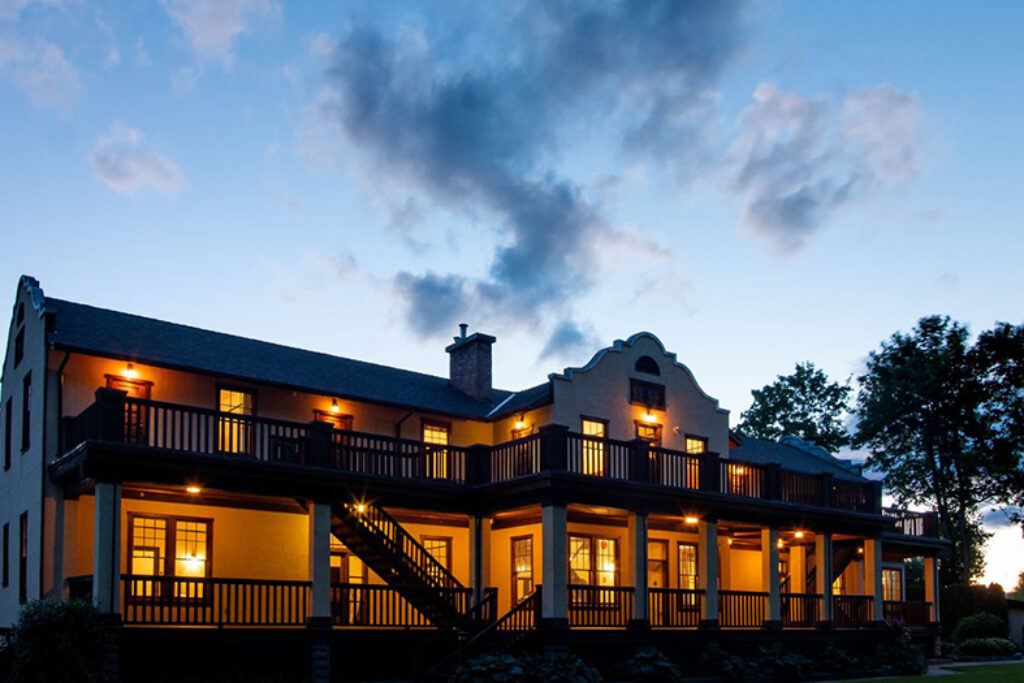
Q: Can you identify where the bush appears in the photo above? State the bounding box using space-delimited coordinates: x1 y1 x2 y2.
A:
875 622 928 675
751 644 814 682
952 612 1008 641
942 583 1008 636
9 599 113 683
453 651 601 683
453 654 528 683
616 646 681 682
698 643 755 681
955 638 1019 657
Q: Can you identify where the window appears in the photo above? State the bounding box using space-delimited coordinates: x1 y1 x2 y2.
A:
421 421 451 480
511 424 531 440
568 534 618 587
883 568 903 601
685 436 707 454
634 356 660 376
568 535 593 586
511 536 534 603
629 379 665 409
832 573 845 596
421 536 452 583
15 303 23 326
217 387 254 454
2 522 8 587
314 410 353 431
330 542 368 624
13 328 24 368
677 542 698 592
3 398 11 471
580 418 607 476
20 373 30 452
128 515 211 599
635 421 662 447
648 540 668 589
18 512 27 603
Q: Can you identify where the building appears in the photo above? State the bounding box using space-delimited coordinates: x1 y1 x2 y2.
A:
0 276 945 680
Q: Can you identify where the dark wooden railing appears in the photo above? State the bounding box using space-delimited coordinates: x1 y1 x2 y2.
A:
566 434 632 480
833 595 873 628
329 583 475 627
490 434 541 481
649 447 702 489
720 461 766 498
330 430 466 483
780 593 820 628
719 590 767 628
568 585 634 627
648 588 703 627
833 481 874 513
121 575 310 627
780 471 824 506
462 587 541 656
883 600 931 626
884 509 939 537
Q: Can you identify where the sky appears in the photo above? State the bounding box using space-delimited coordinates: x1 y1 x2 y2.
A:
1 1 1022 590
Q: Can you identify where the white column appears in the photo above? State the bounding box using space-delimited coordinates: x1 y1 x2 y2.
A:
92 482 121 614
541 504 567 621
308 502 331 621
469 515 492 605
815 532 833 622
717 535 732 591
790 543 806 594
762 527 781 625
628 512 648 622
924 556 940 623
698 519 719 624
864 538 884 623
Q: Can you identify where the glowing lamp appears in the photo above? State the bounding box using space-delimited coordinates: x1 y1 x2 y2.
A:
124 363 138 379
186 486 201 494
330 399 340 414
727 538 733 546
777 539 784 549
184 553 204 573
684 516 699 525
641 412 657 424
794 531 804 539
857 547 864 554
733 466 747 476
356 503 366 514
514 420 528 431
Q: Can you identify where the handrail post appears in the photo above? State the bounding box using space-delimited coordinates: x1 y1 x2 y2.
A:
94 388 127 443
466 444 491 485
307 421 333 468
765 463 782 500
818 473 834 508
629 439 650 483
539 424 568 472
700 452 721 493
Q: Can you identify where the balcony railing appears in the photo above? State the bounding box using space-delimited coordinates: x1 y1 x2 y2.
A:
883 600 932 627
719 590 767 628
63 390 900 517
648 588 703 627
833 595 874 628
884 509 939 537
568 585 634 627
330 583 478 628
781 592 821 628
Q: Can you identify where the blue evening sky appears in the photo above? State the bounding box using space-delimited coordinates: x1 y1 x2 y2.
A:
1 1 1022 587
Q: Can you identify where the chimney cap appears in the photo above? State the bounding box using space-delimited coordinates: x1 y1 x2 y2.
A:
445 329 496 353
458 323 468 340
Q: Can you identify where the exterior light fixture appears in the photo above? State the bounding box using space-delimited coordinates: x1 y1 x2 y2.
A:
777 539 784 549
857 547 864 554
734 466 747 476
641 412 657 424
356 503 366 514
124 363 138 379
794 531 804 539
330 399 340 414
186 486 201 494
727 538 733 546
684 516 699 525
514 418 528 430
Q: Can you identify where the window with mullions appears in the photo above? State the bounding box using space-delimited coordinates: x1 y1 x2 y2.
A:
3 398 11 471
647 540 668 589
217 387 254 454
421 421 451 480
883 568 903 601
421 536 451 583
677 542 699 607
580 418 607 476
685 436 707 454
21 373 31 452
629 379 665 409
128 515 211 600
511 536 534 603
635 422 662 447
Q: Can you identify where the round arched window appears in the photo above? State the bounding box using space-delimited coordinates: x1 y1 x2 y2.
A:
635 355 660 376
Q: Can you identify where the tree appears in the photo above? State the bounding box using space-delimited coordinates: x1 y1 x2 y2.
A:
738 362 852 453
855 316 1003 584
1008 571 1024 601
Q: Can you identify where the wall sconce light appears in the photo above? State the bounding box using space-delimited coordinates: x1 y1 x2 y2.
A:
330 399 340 414
356 503 366 514
727 537 733 546
777 539 784 549
857 547 864 554
514 414 527 430
794 531 804 539
124 363 138 379
684 516 699 525
186 486 201 494
641 412 657 424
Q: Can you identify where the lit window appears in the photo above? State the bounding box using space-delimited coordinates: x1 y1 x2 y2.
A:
568 535 593 587
568 534 618 590
648 540 668 589
636 421 661 447
581 418 607 476
217 388 254 454
512 536 534 603
678 543 698 591
685 436 707 454
421 536 451 583
421 421 451 479
128 515 210 600
833 573 845 596
883 568 903 601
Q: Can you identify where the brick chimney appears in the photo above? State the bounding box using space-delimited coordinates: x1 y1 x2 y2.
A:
446 323 496 402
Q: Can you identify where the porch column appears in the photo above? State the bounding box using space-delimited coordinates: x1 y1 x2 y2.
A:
698 519 719 627
93 482 121 615
761 527 781 628
540 504 568 625
308 502 332 623
924 555 940 623
717 535 732 591
864 538 885 624
469 515 492 606
815 532 833 625
790 543 807 594
627 512 648 625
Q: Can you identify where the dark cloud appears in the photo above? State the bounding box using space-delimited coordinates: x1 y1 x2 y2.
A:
311 1 746 344
539 320 601 361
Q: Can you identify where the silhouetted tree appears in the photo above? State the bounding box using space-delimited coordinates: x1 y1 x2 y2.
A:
855 316 1010 584
1008 571 1024 601
738 362 852 453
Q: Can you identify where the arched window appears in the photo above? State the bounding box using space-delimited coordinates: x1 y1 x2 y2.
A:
635 355 660 376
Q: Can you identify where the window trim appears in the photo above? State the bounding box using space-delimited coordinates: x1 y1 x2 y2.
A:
3 398 11 471
684 434 708 454
510 534 534 604
20 372 31 453
634 420 663 447
567 532 621 587
647 538 669 589
18 512 27 604
13 328 24 368
420 418 452 443
419 535 453 578
126 512 214 581
629 378 666 409
313 410 354 431
677 541 699 591
215 384 257 454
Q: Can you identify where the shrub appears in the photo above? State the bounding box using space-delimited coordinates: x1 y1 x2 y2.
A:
698 643 755 681
955 638 1019 657
952 612 1008 641
453 652 601 683
616 646 681 682
942 583 1008 636
9 598 113 683
751 644 814 682
453 654 528 683
875 622 928 675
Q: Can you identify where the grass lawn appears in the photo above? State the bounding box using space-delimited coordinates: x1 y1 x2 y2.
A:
842 662 1024 682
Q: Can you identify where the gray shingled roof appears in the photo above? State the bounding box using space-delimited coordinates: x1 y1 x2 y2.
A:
46 298 554 419
729 436 866 482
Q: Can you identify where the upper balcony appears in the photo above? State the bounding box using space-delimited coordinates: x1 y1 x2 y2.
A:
57 389 938 538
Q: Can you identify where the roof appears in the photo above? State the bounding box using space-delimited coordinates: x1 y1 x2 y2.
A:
729 436 867 482
44 296 552 419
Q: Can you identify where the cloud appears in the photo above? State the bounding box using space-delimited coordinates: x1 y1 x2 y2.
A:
0 34 80 112
158 0 279 67
89 121 185 196
0 0 62 21
540 320 601 361
307 1 745 344
731 83 923 252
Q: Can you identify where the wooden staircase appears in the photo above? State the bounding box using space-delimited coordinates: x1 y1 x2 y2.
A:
331 501 468 626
